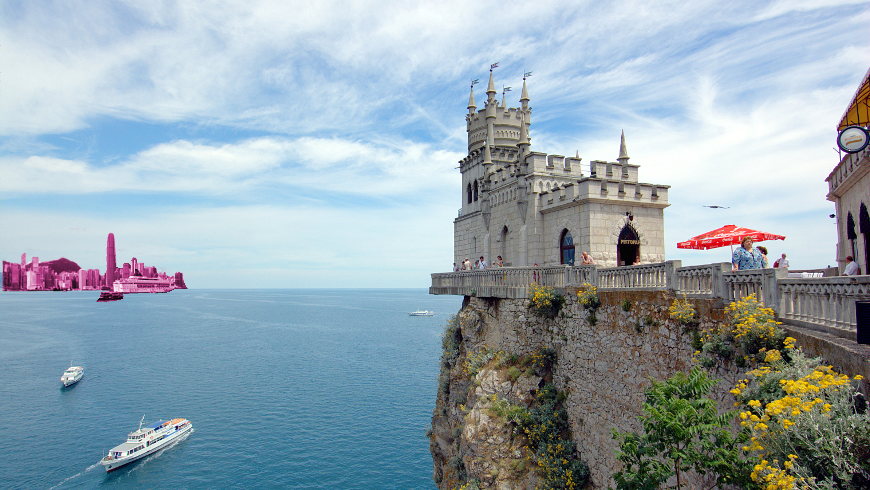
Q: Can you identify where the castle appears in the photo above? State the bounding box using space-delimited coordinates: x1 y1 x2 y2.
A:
454 69 671 267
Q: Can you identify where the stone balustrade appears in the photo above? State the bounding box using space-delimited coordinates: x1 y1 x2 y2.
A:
597 261 679 290
777 276 870 340
431 262 870 340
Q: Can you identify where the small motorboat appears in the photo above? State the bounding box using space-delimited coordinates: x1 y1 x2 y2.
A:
97 291 124 302
61 365 84 387
409 310 435 316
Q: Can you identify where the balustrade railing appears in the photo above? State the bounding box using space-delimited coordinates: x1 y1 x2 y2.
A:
430 261 870 341
676 263 731 298
777 276 870 340
597 261 680 290
723 268 787 310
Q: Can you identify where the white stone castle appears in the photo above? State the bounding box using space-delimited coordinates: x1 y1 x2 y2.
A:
454 69 671 268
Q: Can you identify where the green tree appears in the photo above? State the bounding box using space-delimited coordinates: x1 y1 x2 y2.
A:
613 367 753 489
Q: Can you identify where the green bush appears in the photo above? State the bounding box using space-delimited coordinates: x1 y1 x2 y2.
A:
613 367 753 488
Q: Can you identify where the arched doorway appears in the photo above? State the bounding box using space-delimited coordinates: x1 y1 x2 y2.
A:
617 224 640 266
560 229 575 265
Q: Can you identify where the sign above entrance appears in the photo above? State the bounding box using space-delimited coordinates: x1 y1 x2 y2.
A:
837 126 869 153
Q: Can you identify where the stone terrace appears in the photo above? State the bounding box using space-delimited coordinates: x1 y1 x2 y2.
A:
431 261 870 343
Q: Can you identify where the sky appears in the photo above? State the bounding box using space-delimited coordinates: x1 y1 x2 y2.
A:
1 0 868 288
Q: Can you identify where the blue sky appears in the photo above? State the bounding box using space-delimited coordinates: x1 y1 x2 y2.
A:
1 0 868 288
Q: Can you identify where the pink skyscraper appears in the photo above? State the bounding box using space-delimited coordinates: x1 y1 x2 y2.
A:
106 233 117 290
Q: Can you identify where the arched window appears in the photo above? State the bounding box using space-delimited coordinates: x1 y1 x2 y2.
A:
860 203 869 271
560 229 575 265
473 181 479 202
467 183 472 204
500 226 509 265
847 211 858 266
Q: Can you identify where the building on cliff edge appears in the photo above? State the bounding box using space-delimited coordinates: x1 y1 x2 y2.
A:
454 70 671 268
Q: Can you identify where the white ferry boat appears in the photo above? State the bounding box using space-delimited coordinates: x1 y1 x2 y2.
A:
60 365 84 387
409 310 435 316
112 276 175 293
100 417 192 472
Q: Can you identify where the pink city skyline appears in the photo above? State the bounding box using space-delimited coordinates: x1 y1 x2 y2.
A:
2 233 186 292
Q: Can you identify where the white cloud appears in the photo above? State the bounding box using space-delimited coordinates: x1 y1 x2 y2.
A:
0 136 463 197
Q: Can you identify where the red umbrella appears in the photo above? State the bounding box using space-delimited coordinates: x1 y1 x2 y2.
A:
677 224 786 250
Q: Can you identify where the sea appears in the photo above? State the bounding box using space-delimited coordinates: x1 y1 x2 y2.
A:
0 289 462 489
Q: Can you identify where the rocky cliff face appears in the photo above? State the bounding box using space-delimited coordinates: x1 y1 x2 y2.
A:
429 291 733 489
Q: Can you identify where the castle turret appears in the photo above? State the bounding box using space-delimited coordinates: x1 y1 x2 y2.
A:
520 76 530 111
518 110 530 157
618 130 630 164
467 85 476 115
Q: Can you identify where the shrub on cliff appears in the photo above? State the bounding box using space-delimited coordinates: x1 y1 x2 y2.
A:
695 294 785 369
529 283 564 318
612 367 753 489
732 347 869 488
517 384 590 489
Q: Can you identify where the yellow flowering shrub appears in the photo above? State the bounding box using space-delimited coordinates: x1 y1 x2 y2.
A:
734 346 870 487
694 294 786 368
529 283 564 318
575 283 600 309
668 294 697 325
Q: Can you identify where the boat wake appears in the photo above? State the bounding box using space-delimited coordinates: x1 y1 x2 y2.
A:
48 461 101 489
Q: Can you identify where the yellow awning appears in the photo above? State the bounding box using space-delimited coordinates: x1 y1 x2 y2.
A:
838 67 870 130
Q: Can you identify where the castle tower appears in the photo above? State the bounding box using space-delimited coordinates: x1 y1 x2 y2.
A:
106 233 116 290
453 71 670 268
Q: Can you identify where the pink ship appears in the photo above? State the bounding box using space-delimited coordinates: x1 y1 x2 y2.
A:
113 276 175 293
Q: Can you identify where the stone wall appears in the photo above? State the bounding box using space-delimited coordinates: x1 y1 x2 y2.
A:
430 290 744 488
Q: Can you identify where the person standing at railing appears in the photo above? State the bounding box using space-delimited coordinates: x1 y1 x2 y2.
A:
494 256 504 267
581 251 594 265
773 253 789 268
732 237 764 271
843 256 861 276
756 246 769 268
478 256 488 269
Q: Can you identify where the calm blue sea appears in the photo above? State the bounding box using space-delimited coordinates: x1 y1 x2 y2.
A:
0 289 461 489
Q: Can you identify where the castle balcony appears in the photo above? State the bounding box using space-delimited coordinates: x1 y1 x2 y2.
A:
430 262 870 342
826 143 869 199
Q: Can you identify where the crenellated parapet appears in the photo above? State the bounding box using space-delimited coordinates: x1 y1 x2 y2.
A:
467 106 529 152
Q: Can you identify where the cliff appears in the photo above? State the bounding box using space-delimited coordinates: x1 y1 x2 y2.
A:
429 290 739 489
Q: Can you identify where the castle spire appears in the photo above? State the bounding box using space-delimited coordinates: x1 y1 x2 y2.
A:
520 71 531 110
467 82 477 114
518 110 530 149
483 141 493 166
618 130 630 163
486 63 498 103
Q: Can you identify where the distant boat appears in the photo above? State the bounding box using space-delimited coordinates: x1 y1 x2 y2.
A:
97 291 124 302
409 310 435 316
60 365 84 387
100 416 192 472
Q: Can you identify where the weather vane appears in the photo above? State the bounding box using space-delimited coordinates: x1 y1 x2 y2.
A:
470 79 479 89
490 62 499 72
523 71 532 79
501 85 512 105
